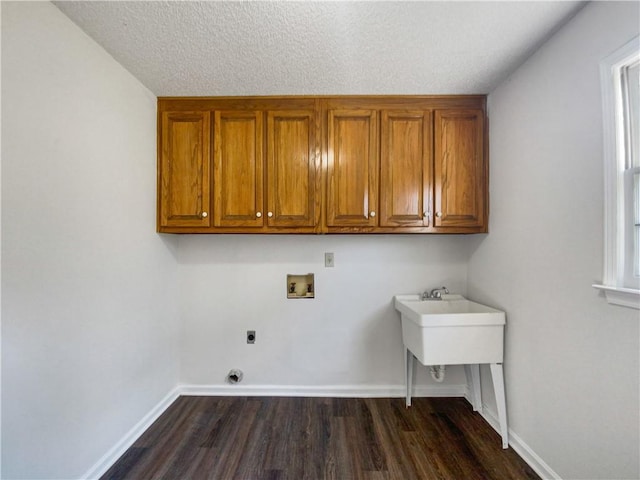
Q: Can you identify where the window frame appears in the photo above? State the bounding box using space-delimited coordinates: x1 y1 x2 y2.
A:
593 35 640 310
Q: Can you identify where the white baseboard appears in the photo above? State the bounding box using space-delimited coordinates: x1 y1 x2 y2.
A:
479 404 562 480
179 383 468 398
81 386 181 480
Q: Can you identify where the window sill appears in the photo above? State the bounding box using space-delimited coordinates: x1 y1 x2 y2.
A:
592 284 640 309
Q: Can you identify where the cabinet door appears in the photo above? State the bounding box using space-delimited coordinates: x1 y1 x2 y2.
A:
213 111 264 227
159 111 211 228
326 109 378 227
266 110 318 227
380 110 432 227
434 109 485 228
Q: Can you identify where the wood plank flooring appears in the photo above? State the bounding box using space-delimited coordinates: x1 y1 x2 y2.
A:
101 396 540 480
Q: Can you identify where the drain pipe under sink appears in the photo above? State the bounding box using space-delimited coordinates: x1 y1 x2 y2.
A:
429 365 446 382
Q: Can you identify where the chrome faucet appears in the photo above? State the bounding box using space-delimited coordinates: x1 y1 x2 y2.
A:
421 286 449 300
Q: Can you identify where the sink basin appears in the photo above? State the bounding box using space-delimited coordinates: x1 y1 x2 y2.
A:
393 294 505 366
394 294 506 327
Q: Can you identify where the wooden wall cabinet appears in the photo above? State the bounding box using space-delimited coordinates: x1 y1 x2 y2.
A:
157 96 487 234
323 100 434 234
158 98 320 233
210 109 319 230
324 107 433 232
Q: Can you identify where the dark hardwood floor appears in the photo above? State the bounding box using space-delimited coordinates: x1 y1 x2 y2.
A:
101 396 540 480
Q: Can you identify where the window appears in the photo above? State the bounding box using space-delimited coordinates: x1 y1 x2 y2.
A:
621 60 640 285
594 36 640 309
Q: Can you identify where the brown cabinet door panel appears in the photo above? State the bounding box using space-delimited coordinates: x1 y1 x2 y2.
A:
327 109 378 227
213 111 264 227
267 110 318 227
380 110 432 227
434 109 485 228
159 111 211 228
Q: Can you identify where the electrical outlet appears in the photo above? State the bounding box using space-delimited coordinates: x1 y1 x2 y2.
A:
325 252 335 267
247 330 256 344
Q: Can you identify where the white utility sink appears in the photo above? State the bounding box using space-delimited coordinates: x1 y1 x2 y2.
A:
394 294 505 365
393 293 509 448
394 294 505 327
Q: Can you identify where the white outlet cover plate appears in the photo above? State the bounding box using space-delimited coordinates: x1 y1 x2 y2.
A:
325 252 334 267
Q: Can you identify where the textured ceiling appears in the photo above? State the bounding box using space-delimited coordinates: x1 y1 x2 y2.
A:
53 1 585 96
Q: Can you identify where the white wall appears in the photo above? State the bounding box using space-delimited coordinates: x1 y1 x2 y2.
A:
179 234 472 390
468 2 640 479
1 3 180 478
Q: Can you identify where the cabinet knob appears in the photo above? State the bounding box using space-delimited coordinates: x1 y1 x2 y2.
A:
256 212 262 218
370 211 376 218
436 211 442 218
267 212 273 218
423 212 429 218
201 211 208 218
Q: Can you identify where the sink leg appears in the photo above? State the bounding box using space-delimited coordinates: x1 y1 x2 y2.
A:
490 363 509 448
464 364 482 412
405 347 414 407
